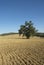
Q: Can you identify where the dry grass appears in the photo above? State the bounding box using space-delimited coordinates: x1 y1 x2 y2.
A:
0 34 44 65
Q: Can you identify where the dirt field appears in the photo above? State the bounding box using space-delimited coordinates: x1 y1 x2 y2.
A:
0 34 44 65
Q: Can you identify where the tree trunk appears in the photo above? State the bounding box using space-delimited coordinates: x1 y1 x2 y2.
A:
26 36 29 39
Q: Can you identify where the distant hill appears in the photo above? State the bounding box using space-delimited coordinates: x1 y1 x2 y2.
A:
0 32 44 37
35 33 44 37
0 32 18 36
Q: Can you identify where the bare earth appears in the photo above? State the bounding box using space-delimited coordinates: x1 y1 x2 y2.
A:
0 34 44 65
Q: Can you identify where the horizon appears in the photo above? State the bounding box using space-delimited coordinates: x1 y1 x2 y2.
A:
0 0 44 34
0 31 44 35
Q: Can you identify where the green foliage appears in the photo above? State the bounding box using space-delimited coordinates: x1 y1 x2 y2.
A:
35 33 44 37
19 21 37 39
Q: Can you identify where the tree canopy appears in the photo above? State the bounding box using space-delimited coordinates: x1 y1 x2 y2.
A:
18 21 37 39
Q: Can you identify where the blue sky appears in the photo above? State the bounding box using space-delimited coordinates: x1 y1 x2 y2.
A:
0 0 44 34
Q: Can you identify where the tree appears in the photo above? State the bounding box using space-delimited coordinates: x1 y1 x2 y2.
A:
18 21 37 39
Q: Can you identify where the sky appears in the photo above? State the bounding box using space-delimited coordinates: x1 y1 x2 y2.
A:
0 0 44 34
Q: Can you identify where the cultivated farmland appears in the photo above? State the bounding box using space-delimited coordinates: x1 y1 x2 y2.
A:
0 34 44 65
